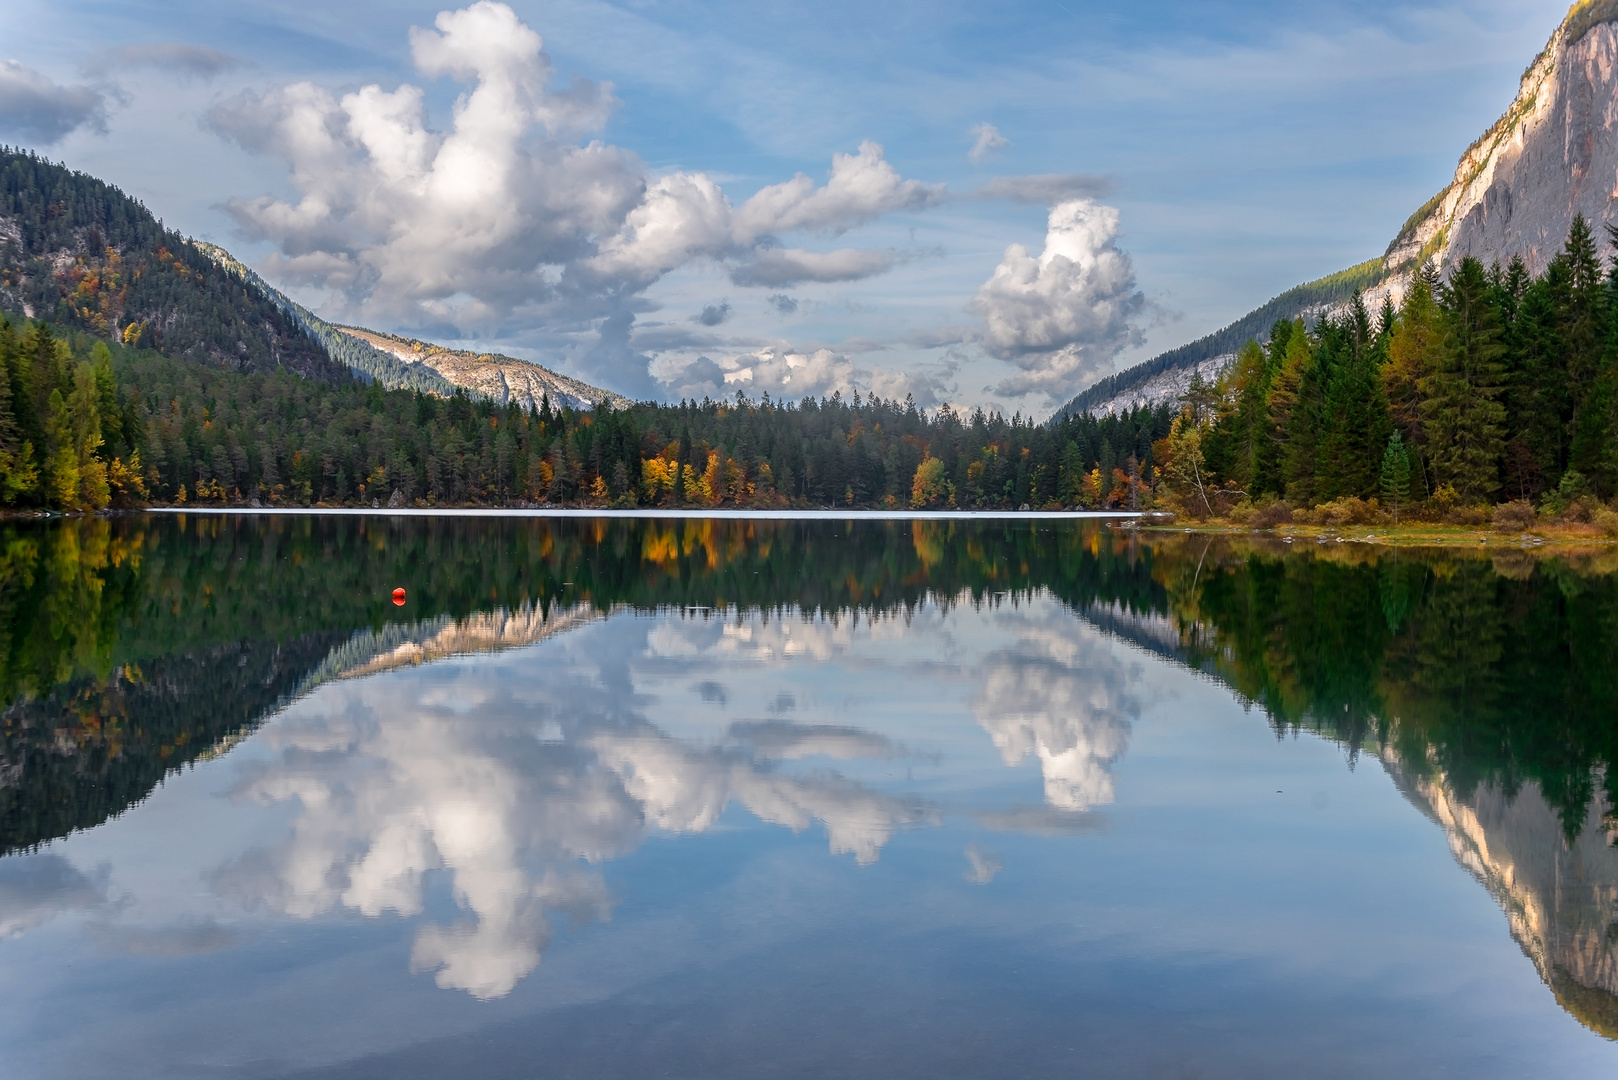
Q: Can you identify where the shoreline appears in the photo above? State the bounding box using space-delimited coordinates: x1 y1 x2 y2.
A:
11 507 1143 522
1143 521 1618 549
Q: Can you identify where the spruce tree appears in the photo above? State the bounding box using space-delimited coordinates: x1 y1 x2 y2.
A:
1384 262 1442 496
1380 431 1412 523
1424 257 1508 503
1559 214 1604 422
1265 323 1312 502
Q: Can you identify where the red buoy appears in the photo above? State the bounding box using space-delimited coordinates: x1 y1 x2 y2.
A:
392 587 406 606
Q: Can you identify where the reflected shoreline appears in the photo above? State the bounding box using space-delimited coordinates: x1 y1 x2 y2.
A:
3 514 1617 1040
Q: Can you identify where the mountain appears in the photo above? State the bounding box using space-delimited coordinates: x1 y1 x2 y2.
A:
331 325 631 411
0 149 341 381
1057 0 1618 420
0 148 627 410
197 243 628 410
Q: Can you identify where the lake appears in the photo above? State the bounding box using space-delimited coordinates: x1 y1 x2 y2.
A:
2 513 1617 1078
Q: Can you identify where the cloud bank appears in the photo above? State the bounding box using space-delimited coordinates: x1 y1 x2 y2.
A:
0 60 105 144
207 2 942 398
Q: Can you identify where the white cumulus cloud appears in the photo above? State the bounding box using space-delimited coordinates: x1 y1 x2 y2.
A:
659 345 952 406
972 198 1145 400
207 3 939 399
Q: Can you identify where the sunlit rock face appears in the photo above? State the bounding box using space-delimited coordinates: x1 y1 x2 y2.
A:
1387 754 1618 1037
1439 20 1618 275
334 326 629 412
1375 9 1618 311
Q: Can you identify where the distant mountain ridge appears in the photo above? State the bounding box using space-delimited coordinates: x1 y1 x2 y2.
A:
1058 0 1618 420
196 242 627 410
333 324 632 412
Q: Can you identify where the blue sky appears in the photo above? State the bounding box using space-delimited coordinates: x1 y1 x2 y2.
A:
0 0 1574 411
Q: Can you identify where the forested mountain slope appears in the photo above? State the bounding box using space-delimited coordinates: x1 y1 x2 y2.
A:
1059 0 1618 420
0 149 339 381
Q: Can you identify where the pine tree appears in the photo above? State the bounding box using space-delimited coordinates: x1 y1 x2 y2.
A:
1379 431 1412 523
1384 262 1442 496
1559 214 1604 422
1424 258 1508 503
0 334 37 503
1265 323 1312 501
1225 339 1270 495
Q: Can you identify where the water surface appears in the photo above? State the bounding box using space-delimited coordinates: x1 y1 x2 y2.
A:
2 515 1617 1078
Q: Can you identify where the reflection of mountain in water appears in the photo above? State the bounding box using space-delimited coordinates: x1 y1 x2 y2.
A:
1385 754 1618 1039
0 635 346 855
295 602 601 690
7 516 1618 1030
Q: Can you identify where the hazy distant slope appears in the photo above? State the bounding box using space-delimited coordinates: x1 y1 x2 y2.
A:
336 325 632 411
196 242 460 397
1056 259 1385 419
1058 0 1618 421
0 149 340 380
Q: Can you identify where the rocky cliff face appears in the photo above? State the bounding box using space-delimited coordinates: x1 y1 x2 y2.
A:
1377 0 1618 301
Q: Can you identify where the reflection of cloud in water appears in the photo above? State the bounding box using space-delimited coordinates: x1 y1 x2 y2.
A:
90 918 240 956
724 721 895 761
974 806 1107 835
964 843 1002 884
213 635 927 999
0 855 106 938
972 619 1141 811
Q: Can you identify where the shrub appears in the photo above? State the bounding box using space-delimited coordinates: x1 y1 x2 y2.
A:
1492 500 1538 532
1595 507 1618 538
1540 470 1591 518
1314 496 1383 527
1250 500 1294 529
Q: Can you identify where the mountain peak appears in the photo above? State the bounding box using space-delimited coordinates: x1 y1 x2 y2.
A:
1060 1 1618 420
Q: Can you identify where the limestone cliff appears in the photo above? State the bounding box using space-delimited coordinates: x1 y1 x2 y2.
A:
1372 0 1618 307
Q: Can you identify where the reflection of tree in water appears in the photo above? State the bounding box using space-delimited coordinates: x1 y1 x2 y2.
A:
8 516 1618 1026
1159 536 1618 1038
0 515 1167 855
0 636 344 855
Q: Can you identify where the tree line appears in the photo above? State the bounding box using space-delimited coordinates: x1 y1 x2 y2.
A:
0 318 1176 511
1159 216 1618 522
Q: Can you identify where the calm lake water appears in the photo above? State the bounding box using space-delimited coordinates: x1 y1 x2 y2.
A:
2 514 1618 1078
